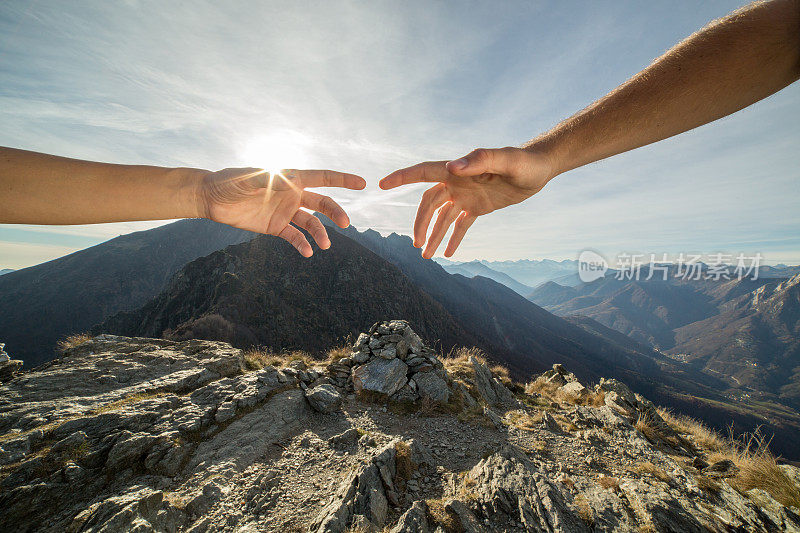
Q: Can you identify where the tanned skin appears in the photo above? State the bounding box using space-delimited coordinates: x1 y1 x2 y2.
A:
381 0 800 258
0 147 365 257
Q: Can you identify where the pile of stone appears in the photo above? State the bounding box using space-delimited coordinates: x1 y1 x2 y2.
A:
324 320 451 404
0 342 22 383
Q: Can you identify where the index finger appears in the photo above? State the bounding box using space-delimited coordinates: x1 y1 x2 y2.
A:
285 169 366 190
379 161 449 190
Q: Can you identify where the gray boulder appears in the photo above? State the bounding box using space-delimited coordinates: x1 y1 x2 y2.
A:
353 358 408 397
412 372 450 404
305 384 344 414
470 357 516 407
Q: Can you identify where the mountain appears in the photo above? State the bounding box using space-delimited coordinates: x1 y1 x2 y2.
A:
2 331 798 531
440 260 533 295
671 273 800 405
0 219 258 366
481 258 581 287
0 269 14 276
97 231 475 354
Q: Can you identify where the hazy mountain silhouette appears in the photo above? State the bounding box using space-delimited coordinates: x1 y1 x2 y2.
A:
440 260 533 295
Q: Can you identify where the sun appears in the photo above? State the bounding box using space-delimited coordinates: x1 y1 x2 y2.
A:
240 130 314 175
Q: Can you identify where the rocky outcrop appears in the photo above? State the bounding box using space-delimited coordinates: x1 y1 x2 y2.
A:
1 324 798 532
326 320 450 404
0 343 22 383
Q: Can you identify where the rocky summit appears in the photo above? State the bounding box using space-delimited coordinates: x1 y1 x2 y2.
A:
1 322 799 532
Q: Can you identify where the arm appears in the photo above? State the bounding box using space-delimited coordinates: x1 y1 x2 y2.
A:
381 0 800 258
533 0 800 175
0 147 366 256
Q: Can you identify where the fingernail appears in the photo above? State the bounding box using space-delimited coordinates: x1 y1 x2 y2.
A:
449 158 468 170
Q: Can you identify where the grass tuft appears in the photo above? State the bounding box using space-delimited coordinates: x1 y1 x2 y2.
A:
633 461 671 483
597 475 620 491
57 333 92 353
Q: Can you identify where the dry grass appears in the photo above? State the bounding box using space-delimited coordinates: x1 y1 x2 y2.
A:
394 440 416 486
442 346 486 381
243 348 318 371
660 408 800 508
634 461 671 483
657 408 726 453
694 473 721 494
425 498 459 533
325 345 351 364
725 431 800 508
488 363 512 387
525 377 560 398
164 491 190 510
597 475 620 491
505 409 542 430
574 493 594 525
57 333 91 353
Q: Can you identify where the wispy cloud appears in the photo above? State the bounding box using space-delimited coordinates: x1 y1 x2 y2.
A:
1 0 798 269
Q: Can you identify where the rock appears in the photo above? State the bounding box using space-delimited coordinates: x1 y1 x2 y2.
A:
541 411 563 433
444 500 485 533
469 357 516 407
378 345 397 360
391 383 419 403
388 500 429 533
311 442 396 532
352 358 408 397
106 431 159 471
0 343 9 363
305 384 344 413
0 359 22 383
329 428 360 449
412 372 450 404
69 486 183 533
467 446 589 532
704 459 739 478
351 350 370 364
560 381 588 398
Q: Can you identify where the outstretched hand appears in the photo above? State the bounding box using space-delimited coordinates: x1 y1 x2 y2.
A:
198 168 366 257
379 147 554 258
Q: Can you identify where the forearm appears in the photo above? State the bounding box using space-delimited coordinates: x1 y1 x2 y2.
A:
529 0 800 177
0 147 204 224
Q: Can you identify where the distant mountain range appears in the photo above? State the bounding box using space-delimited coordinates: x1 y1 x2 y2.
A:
435 257 581 289
438 260 534 296
0 269 14 276
0 219 258 366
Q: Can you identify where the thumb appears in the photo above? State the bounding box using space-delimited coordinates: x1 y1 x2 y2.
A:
445 148 515 176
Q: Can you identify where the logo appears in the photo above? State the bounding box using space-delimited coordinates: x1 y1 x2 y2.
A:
578 250 608 283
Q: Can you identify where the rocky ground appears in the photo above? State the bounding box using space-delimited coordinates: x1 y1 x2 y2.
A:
1 321 799 532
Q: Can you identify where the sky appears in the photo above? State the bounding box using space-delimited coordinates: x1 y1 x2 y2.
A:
1 0 799 270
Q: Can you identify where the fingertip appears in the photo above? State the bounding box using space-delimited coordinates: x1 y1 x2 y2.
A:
378 178 392 190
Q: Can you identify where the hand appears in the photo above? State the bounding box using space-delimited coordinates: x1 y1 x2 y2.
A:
198 168 366 257
379 146 554 258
